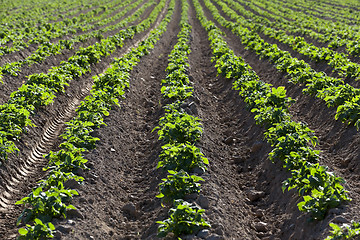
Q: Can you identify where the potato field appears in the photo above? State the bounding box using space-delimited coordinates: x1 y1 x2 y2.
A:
0 0 360 239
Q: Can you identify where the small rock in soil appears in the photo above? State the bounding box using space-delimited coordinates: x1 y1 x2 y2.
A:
224 136 236 145
247 190 265 202
67 220 75 226
254 221 268 232
332 216 349 224
54 231 62 239
256 232 270 238
254 209 264 218
198 195 210 209
340 158 350 167
215 226 224 235
261 237 273 240
57 225 71 234
109 217 117 226
197 229 210 239
67 208 84 219
122 203 137 217
206 234 224 240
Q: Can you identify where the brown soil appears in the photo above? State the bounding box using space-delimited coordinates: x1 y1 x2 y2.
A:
0 0 360 239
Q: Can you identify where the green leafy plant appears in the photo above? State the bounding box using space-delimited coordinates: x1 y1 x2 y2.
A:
155 111 203 144
157 200 210 237
325 221 360 240
16 186 77 225
157 170 203 204
158 143 209 172
18 218 56 240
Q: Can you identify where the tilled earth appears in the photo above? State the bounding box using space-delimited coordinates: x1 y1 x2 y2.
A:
0 0 360 239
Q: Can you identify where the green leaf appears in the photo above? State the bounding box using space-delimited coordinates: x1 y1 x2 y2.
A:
18 228 28 235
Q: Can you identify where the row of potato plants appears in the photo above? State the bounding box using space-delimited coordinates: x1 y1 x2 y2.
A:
218 0 360 80
205 0 360 130
239 0 360 57
15 0 174 238
272 0 360 27
0 0 93 32
194 0 350 221
0 0 149 80
154 0 210 237
325 221 360 239
0 0 117 56
243 0 360 41
274 0 360 25
0 0 165 162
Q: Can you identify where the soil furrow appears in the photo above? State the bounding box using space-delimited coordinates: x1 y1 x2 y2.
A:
187 1 287 239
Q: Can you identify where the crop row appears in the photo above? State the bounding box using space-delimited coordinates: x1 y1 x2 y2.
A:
195 0 350 221
154 0 210 237
204 0 360 130
0 0 162 162
237 0 360 57
0 0 149 80
325 221 360 239
273 0 360 24
217 0 360 79
0 0 94 31
242 0 360 42
0 0 120 56
15 0 172 238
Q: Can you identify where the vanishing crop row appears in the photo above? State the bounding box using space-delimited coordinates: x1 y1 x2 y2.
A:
0 0 161 162
195 0 350 221
325 221 360 239
15 0 172 238
205 0 360 130
0 0 120 56
217 0 360 79
272 0 360 25
237 0 360 57
0 0 94 31
238 0 360 41
154 0 210 237
0 0 150 81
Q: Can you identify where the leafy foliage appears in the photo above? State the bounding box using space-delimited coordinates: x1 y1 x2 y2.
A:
325 221 360 240
157 200 210 237
158 143 209 172
157 170 203 204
